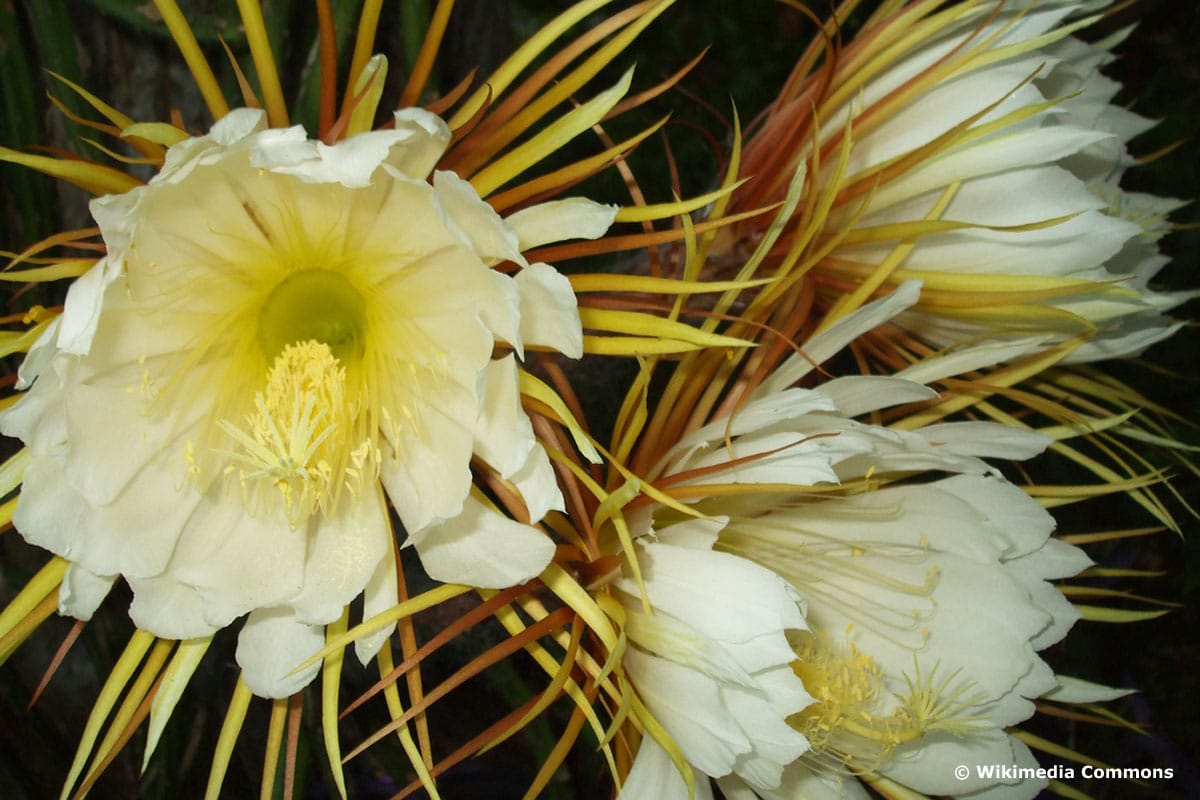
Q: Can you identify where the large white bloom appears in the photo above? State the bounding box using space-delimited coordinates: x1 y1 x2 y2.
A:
629 287 1092 799
731 0 1189 369
614 518 813 800
0 107 616 696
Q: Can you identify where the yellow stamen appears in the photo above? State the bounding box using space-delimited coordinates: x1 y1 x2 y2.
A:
219 340 374 526
791 633 987 774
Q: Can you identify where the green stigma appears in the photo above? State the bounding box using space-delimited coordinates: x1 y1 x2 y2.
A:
258 269 367 362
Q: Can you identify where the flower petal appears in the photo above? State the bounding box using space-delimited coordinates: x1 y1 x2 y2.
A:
59 563 115 620
514 262 584 358
409 494 555 588
236 607 324 698
505 197 618 251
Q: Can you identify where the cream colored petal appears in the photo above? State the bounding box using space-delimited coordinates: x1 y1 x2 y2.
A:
354 547 400 666
617 735 709 800
621 541 806 648
477 269 524 355
389 108 452 179
624 647 751 779
236 607 324 698
286 485 392 625
62 375 207 507
472 356 535 477
12 317 61 389
59 563 115 621
128 574 220 640
1045 675 1135 704
55 255 122 355
754 282 921 398
514 262 583 358
883 729 1039 798
169 496 308 629
817 376 937 417
505 198 618 251
409 494 554 589
0 356 66 451
14 440 202 581
433 170 525 265
507 443 564 523
379 390 476 534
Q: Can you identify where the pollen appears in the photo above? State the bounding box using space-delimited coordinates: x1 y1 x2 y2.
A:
790 633 986 775
219 340 375 526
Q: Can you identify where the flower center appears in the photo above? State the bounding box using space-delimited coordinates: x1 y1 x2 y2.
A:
790 633 986 774
258 269 367 363
219 340 376 526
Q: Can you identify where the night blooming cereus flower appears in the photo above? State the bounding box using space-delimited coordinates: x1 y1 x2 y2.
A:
0 105 615 698
0 0 711 795
713 0 1192 444
604 287 1096 799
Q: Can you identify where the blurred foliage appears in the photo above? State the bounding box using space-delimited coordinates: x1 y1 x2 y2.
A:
0 1 1197 798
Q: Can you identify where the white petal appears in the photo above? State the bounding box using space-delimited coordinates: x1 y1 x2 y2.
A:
618 735 709 800
514 262 584 358
817 376 937 417
724 682 811 792
624 648 750 778
915 421 1051 460
59 563 115 621
623 605 757 689
55 256 122 355
897 337 1052 384
286 485 392 625
505 197 618 251
388 108 452 179
472 356 535 477
410 494 555 588
355 549 400 666
207 107 269 145
935 475 1056 559
664 388 836 472
621 542 806 646
868 126 1115 211
311 129 423 187
433 170 525 265
128 574 219 640
882 729 1040 797
236 607 324 698
774 765 872 800
14 316 62 389
507 443 564 523
754 281 921 397
1045 675 1135 704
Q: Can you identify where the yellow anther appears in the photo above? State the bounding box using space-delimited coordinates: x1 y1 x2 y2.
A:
219 340 375 526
